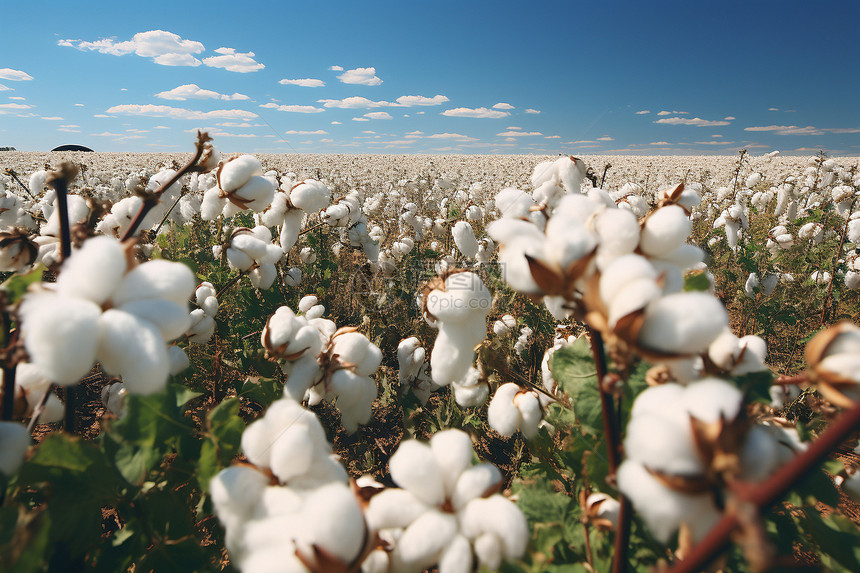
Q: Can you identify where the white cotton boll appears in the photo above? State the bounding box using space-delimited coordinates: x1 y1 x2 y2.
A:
283 267 302 288
56 236 127 305
168 345 190 375
113 260 196 308
657 244 704 271
451 463 503 510
210 465 271 526
515 391 542 439
250 263 277 290
19 293 100 386
332 332 382 376
472 532 502 571
301 483 366 565
459 495 528 561
389 440 446 506
101 382 127 417
233 176 276 213
290 180 331 212
599 253 659 306
232 232 269 260
594 208 640 267
745 273 760 298
640 205 691 257
118 299 191 341
638 292 728 355
0 422 31 476
201 187 224 221
631 383 685 418
495 188 535 219
683 377 743 424
845 271 860 290
298 295 318 314
329 371 376 433
97 310 169 395
279 209 304 254
392 510 458 572
430 429 475 496
430 325 483 387
811 270 831 284
488 383 523 437
438 534 473 573
398 337 425 384
187 310 215 344
365 489 430 532
260 193 288 227
625 411 704 476
452 221 479 259
219 155 263 193
740 425 780 482
617 460 721 544
586 493 620 529
226 246 254 271
543 214 596 269
452 377 490 408
29 170 48 195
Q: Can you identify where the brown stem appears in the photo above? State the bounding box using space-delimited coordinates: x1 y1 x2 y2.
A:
27 383 56 432
4 169 35 200
298 220 328 237
152 186 188 236
2 363 16 421
216 271 247 300
47 164 76 262
63 385 76 433
774 373 809 386
120 132 211 242
820 197 856 326
669 399 860 573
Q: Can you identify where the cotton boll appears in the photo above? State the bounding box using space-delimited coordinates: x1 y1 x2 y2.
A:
438 534 473 573
219 155 263 193
594 208 640 267
187 309 216 344
0 422 31 476
201 187 225 221
365 489 431 532
391 510 458 572
301 483 366 565
19 292 101 386
56 236 127 305
113 260 196 308
168 345 190 375
452 221 479 259
683 377 743 424
118 299 191 341
249 263 277 290
289 180 331 212
640 205 691 257
389 440 446 506
625 411 704 476
487 383 522 437
638 292 728 355
494 188 535 219
459 494 528 561
430 429 475 496
97 309 170 395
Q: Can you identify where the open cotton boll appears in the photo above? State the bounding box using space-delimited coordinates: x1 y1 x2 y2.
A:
488 383 522 437
398 337 425 384
196 282 218 317
56 236 127 305
430 429 475 496
639 205 692 257
683 378 743 424
617 460 721 544
625 410 705 476
366 488 431 532
19 292 101 386
218 155 263 193
230 176 276 213
452 221 479 259
494 188 535 219
430 322 486 386
168 345 190 375
389 440 446 506
594 208 640 267
599 254 659 307
459 494 528 561
118 299 191 341
638 292 728 356
187 309 215 344
331 332 382 376
98 309 170 395
300 483 366 565
437 534 473 573
391 510 459 572
451 463 503 510
249 263 277 290
298 295 319 314
112 259 196 308
0 422 30 476
201 187 225 221
289 179 331 212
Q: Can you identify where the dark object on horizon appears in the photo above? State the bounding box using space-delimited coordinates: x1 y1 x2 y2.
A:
0 147 16 151
51 144 94 152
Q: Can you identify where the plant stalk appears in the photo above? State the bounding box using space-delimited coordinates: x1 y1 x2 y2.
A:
820 197 856 326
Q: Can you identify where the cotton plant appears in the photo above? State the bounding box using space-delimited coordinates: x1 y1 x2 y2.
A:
201 154 275 221
397 337 439 405
210 398 364 573
18 235 195 394
363 429 528 572
187 282 218 344
422 270 492 388
618 377 801 545
213 226 283 290
487 383 542 439
261 305 380 433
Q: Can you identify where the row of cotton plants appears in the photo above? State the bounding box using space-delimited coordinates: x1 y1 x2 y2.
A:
0 139 859 573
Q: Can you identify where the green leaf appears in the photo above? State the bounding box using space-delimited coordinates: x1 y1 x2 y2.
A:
1 266 44 304
798 511 860 571
551 337 602 436
683 271 712 292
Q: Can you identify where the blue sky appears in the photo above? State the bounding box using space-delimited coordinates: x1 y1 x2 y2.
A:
1 0 858 155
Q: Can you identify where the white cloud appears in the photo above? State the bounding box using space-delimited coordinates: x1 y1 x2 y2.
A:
59 30 204 67
338 67 382 86
363 111 392 120
74 103 84 106
0 68 33 81
330 65 343 71
260 103 325 113
155 84 249 101
331 121 342 125
496 130 541 137
91 131 124 137
0 103 32 112
768 107 779 111
655 117 731 127
635 110 650 115
724 116 736 120
743 125 860 136
93 114 112 118
650 141 670 145
657 111 671 116
428 133 477 141
694 140 734 145
0 84 10 91
154 125 170 129
8 96 25 101
396 94 449 106
218 122 263 127
352 117 370 122
317 96 394 109
57 127 81 133
597 136 614 141
493 102 515 110
545 135 561 139
283 129 327 135
442 107 509 119
41 116 63 121
203 47 264 73
406 130 423 135
657 110 688 116
279 78 325 87
524 108 540 114
105 103 258 120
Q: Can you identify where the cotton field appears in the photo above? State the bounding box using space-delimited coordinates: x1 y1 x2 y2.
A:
2 138 860 573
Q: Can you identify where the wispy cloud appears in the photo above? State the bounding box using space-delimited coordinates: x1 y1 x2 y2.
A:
155 84 249 101
0 68 33 81
202 48 264 73
655 117 731 127
493 102 515 110
106 103 258 120
59 30 204 67
744 125 860 135
279 78 325 87
337 67 382 86
260 103 325 113
496 130 541 137
442 107 509 118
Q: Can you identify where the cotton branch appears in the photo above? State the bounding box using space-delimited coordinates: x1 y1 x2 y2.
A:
120 131 214 242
